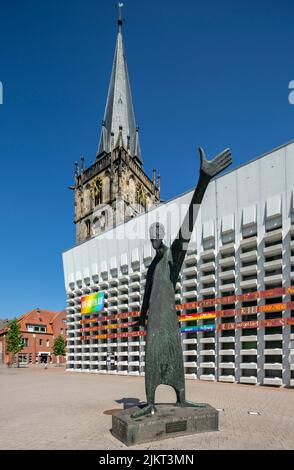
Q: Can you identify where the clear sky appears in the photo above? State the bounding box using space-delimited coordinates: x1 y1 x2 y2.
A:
0 0 293 319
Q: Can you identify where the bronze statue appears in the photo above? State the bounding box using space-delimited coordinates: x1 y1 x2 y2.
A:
131 147 232 419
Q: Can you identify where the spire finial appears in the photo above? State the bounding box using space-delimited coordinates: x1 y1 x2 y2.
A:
75 161 79 177
117 3 124 32
81 156 85 174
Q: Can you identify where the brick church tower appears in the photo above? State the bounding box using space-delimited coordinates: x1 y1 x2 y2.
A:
71 9 161 244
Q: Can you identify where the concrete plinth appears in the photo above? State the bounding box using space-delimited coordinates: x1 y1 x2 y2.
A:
111 403 219 446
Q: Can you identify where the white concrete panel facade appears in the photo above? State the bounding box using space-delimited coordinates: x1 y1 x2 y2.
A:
63 141 294 386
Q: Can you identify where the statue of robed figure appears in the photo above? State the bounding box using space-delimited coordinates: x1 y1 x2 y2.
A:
131 147 232 419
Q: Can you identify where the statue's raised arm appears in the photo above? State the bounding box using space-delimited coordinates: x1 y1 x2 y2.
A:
171 147 232 284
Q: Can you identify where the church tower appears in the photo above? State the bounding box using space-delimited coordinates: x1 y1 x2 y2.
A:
72 8 161 244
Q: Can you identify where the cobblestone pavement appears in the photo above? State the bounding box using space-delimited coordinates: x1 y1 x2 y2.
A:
0 366 293 450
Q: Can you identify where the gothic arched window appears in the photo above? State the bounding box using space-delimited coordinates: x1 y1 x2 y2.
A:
129 177 136 205
93 177 103 206
85 220 91 239
136 182 147 211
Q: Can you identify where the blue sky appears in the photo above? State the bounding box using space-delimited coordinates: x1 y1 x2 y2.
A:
0 0 293 319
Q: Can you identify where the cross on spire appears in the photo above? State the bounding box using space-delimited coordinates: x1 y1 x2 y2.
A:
117 3 124 32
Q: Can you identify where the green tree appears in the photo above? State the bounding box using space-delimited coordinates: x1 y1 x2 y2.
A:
53 335 66 367
5 318 23 368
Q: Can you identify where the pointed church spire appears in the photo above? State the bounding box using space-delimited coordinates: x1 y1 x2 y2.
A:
97 5 142 165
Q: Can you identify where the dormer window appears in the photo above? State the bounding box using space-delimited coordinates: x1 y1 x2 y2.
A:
27 324 47 333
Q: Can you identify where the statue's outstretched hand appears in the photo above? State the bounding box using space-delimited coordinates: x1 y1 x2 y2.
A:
199 147 232 179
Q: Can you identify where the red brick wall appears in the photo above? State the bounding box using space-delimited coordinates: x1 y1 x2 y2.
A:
51 310 67 364
0 309 67 365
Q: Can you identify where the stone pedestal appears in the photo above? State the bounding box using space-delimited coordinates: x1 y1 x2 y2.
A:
111 403 218 447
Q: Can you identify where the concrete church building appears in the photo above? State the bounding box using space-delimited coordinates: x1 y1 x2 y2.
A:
63 14 294 388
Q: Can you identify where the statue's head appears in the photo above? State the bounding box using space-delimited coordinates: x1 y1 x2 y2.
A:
149 222 165 250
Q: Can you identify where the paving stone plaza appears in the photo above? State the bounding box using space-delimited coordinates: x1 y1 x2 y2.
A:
0 366 293 450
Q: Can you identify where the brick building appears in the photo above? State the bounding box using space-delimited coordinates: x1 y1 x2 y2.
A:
0 309 67 366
